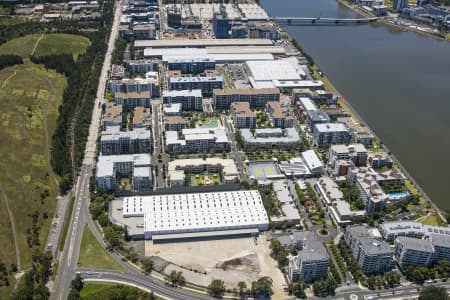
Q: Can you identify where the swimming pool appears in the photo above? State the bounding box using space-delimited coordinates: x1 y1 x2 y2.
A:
388 191 409 198
202 120 219 128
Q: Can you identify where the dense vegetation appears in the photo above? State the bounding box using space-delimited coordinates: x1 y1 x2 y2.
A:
24 0 115 192
419 285 449 300
11 252 53 299
338 180 365 210
404 259 450 284
0 54 22 70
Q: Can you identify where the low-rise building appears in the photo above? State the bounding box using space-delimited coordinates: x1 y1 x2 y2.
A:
271 181 301 226
231 102 256 129
266 101 295 129
248 22 280 40
240 128 300 149
164 116 189 132
133 107 151 130
279 157 311 178
315 177 366 225
103 103 123 128
168 157 239 186
162 89 203 111
165 128 230 153
213 88 280 110
313 123 351 148
305 110 331 129
345 225 394 275
170 76 223 97
302 149 323 176
100 126 151 155
96 153 152 193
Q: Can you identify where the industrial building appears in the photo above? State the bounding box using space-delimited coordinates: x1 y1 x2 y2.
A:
245 59 305 89
165 128 230 153
122 190 269 241
162 89 203 111
100 126 151 155
345 225 394 275
168 157 239 186
213 88 280 110
96 154 152 193
169 77 223 97
135 38 273 49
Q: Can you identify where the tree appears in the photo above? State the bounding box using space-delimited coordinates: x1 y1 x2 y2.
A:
238 281 247 299
291 281 306 298
251 277 273 299
419 286 449 300
142 258 154 274
208 279 226 298
166 270 185 287
71 274 84 291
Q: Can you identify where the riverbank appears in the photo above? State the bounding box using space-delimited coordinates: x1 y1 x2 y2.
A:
336 0 449 41
301 48 448 224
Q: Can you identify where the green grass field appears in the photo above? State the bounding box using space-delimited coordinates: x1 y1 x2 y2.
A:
80 282 117 297
419 213 446 226
0 33 90 59
78 226 124 270
0 33 89 298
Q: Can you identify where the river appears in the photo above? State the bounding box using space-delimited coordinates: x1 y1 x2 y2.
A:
261 0 450 211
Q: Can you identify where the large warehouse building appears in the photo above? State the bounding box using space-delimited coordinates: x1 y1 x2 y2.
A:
122 190 269 242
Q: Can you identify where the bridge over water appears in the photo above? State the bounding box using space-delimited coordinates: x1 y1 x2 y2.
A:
274 17 378 25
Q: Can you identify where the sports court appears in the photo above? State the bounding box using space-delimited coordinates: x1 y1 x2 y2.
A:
247 161 283 180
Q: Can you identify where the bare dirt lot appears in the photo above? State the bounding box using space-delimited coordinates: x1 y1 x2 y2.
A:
145 234 288 298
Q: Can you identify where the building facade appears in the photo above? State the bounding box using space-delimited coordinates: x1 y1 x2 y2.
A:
162 89 203 111
213 88 280 110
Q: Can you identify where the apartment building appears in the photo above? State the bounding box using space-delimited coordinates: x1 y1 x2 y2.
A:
114 91 151 109
313 123 351 148
286 231 329 283
165 128 230 153
162 89 203 111
395 236 434 266
265 101 295 129
213 88 280 110
240 128 300 149
164 116 189 132
110 77 160 98
248 22 280 40
124 59 156 73
329 144 368 173
368 152 394 169
95 154 152 193
231 102 256 129
103 103 123 128
169 76 223 97
345 225 394 275
132 23 156 40
133 107 151 130
337 117 374 148
167 57 215 74
100 126 151 155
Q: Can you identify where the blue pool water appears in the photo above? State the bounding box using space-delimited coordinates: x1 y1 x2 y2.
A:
388 191 409 197
203 120 219 128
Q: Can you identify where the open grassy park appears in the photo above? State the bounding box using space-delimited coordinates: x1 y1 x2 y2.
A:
0 33 89 298
78 226 123 270
0 33 90 59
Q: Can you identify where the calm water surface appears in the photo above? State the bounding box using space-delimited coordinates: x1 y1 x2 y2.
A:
261 0 450 210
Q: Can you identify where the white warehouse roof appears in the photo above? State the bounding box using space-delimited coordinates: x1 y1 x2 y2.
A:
122 190 270 239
